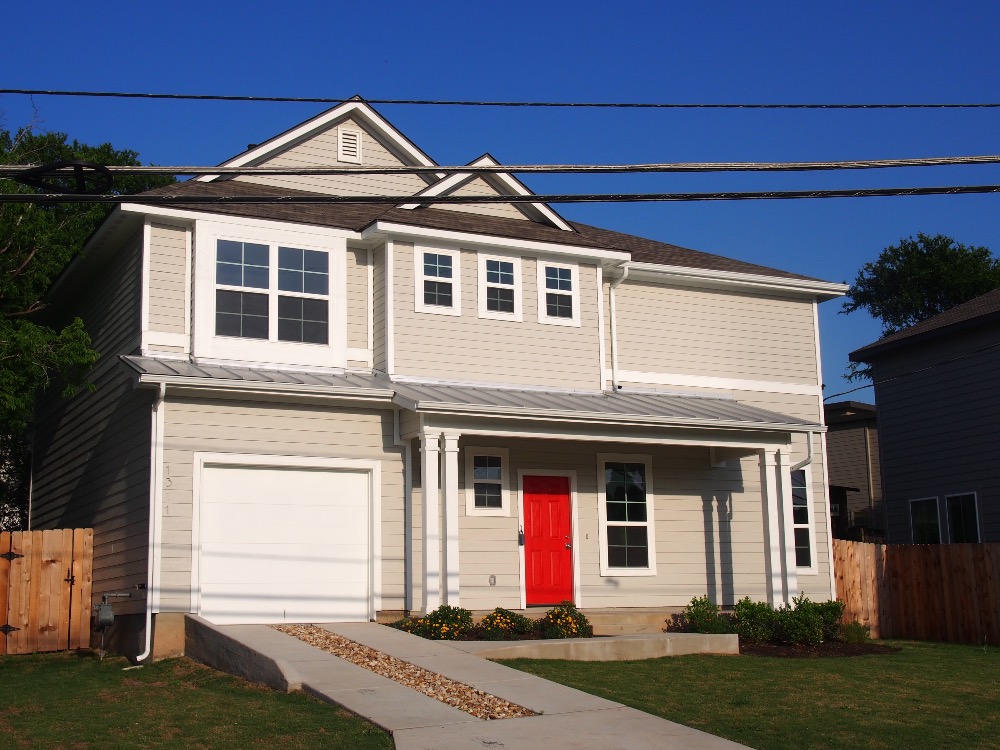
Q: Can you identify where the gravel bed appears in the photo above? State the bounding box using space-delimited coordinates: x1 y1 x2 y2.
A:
273 624 535 720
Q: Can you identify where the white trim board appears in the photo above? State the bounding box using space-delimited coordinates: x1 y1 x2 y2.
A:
609 369 823 397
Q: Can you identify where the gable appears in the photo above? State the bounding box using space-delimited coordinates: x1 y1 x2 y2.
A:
431 175 530 222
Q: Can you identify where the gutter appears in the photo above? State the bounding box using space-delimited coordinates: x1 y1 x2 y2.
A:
608 262 629 391
136 382 166 664
132 373 394 403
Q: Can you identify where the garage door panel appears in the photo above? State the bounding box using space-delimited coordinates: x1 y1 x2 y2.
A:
199 582 372 625
200 505 364 546
201 543 369 585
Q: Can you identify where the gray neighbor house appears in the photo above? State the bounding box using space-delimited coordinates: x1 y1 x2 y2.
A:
850 287 1000 545
30 100 848 660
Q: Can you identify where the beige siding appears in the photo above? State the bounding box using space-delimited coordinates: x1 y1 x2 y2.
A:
158 398 405 612
235 116 428 196
347 247 369 350
373 246 387 372
432 176 529 222
615 281 819 384
147 223 188 336
393 243 602 388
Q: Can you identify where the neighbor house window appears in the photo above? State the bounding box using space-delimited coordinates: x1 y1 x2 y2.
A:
415 246 461 315
215 240 330 345
465 447 509 516
598 454 655 575
790 469 812 569
910 497 941 543
478 255 522 321
537 262 580 326
946 493 979 543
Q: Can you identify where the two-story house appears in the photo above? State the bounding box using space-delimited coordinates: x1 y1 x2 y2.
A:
30 99 847 660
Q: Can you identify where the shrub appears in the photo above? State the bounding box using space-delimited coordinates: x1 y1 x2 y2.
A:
391 605 473 640
773 595 823 646
732 597 774 644
681 595 733 634
840 620 872 643
476 608 535 641
815 599 846 641
539 603 592 639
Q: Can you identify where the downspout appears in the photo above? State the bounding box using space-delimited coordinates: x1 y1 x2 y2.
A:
136 382 166 663
608 262 629 392
791 431 814 472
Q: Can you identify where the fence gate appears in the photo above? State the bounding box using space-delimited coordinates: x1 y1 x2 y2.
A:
0 529 93 655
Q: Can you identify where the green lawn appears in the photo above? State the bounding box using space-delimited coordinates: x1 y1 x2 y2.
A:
0 652 392 750
500 641 1000 750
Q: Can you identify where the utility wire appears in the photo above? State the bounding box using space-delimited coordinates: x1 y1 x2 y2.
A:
3 89 1000 109
4 155 1000 179
3 184 1000 205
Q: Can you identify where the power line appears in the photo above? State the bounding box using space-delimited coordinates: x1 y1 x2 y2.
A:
5 154 1000 179
3 89 1000 109
3 184 1000 205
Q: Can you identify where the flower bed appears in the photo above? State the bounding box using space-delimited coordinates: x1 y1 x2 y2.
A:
390 603 593 641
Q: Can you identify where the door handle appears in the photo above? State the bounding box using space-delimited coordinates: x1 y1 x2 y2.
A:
565 543 572 549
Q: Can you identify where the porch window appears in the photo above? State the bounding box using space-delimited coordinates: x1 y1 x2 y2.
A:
946 493 979 543
414 246 462 316
598 454 656 575
791 469 812 568
465 447 510 516
910 497 941 543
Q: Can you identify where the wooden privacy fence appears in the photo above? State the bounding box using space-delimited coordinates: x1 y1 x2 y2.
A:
833 539 1000 645
0 529 93 655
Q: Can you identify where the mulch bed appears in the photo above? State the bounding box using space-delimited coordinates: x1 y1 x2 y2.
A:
739 641 902 658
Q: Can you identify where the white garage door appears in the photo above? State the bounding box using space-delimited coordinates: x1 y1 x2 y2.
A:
199 463 371 625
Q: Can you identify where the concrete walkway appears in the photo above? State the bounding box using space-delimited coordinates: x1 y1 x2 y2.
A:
185 616 747 750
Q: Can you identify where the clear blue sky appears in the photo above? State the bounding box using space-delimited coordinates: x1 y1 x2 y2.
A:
6 0 1000 402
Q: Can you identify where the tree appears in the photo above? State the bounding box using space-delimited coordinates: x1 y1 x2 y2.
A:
0 126 174 529
842 233 1000 381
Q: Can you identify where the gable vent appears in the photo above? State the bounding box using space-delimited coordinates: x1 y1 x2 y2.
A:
338 128 362 164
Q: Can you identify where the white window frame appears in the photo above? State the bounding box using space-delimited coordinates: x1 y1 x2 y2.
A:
337 127 362 164
464 447 511 517
945 492 980 543
192 220 347 368
414 245 462 316
790 468 818 575
597 453 656 576
477 254 523 321
536 260 580 327
909 496 942 543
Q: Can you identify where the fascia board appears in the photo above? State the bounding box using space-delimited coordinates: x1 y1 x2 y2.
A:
136 372 394 402
627 262 849 300
119 203 363 240
196 100 441 182
365 221 630 263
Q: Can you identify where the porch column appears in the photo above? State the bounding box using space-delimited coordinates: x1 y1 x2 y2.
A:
421 431 442 612
441 433 461 606
777 448 799 602
759 449 784 607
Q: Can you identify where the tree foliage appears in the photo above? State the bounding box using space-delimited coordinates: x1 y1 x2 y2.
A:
0 126 174 529
842 233 1000 382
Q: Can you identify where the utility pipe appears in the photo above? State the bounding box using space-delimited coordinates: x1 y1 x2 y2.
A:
136 382 166 663
608 262 630 392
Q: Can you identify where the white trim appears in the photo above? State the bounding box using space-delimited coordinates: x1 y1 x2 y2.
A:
819 433 837 599
517 469 581 607
135 371 391 402
337 127 362 164
944 492 981 543
366 247 374 353
140 219 152 350
536 260 581 327
120 204 361 240
196 99 439 182
595 267 607 389
184 224 193 344
596 453 657 577
190 451 383 620
464 447 511 517
626 261 849 301
413 245 462 316
385 240 395 375
442 433 461 605
784 453 812 584
477 254 523 322
420 432 442 612
403 440 414 611
812 302 824 415
609 369 823 397
760 449 784 606
365 221 630 264
347 347 373 365
909 496 942 543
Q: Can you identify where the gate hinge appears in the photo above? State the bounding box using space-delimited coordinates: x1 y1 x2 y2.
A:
1 550 24 562
0 623 21 636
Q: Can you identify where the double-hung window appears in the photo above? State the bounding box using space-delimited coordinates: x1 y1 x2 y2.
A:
537 262 580 326
910 497 941 543
478 255 522 321
414 246 461 315
598 454 655 575
216 240 270 339
465 447 510 516
790 469 813 569
946 493 979 543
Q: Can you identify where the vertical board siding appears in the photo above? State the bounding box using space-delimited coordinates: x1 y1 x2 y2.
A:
432 176 529 222
393 244 602 388
159 399 406 613
235 116 429 196
147 223 188 335
346 247 369 350
833 539 1000 644
0 529 93 654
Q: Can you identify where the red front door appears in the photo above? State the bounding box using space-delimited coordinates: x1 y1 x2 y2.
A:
523 475 573 605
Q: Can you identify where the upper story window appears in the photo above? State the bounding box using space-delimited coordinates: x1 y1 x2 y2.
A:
194 220 347 369
414 246 461 316
478 255 523 321
537 261 580 326
598 454 656 576
465 447 510 517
